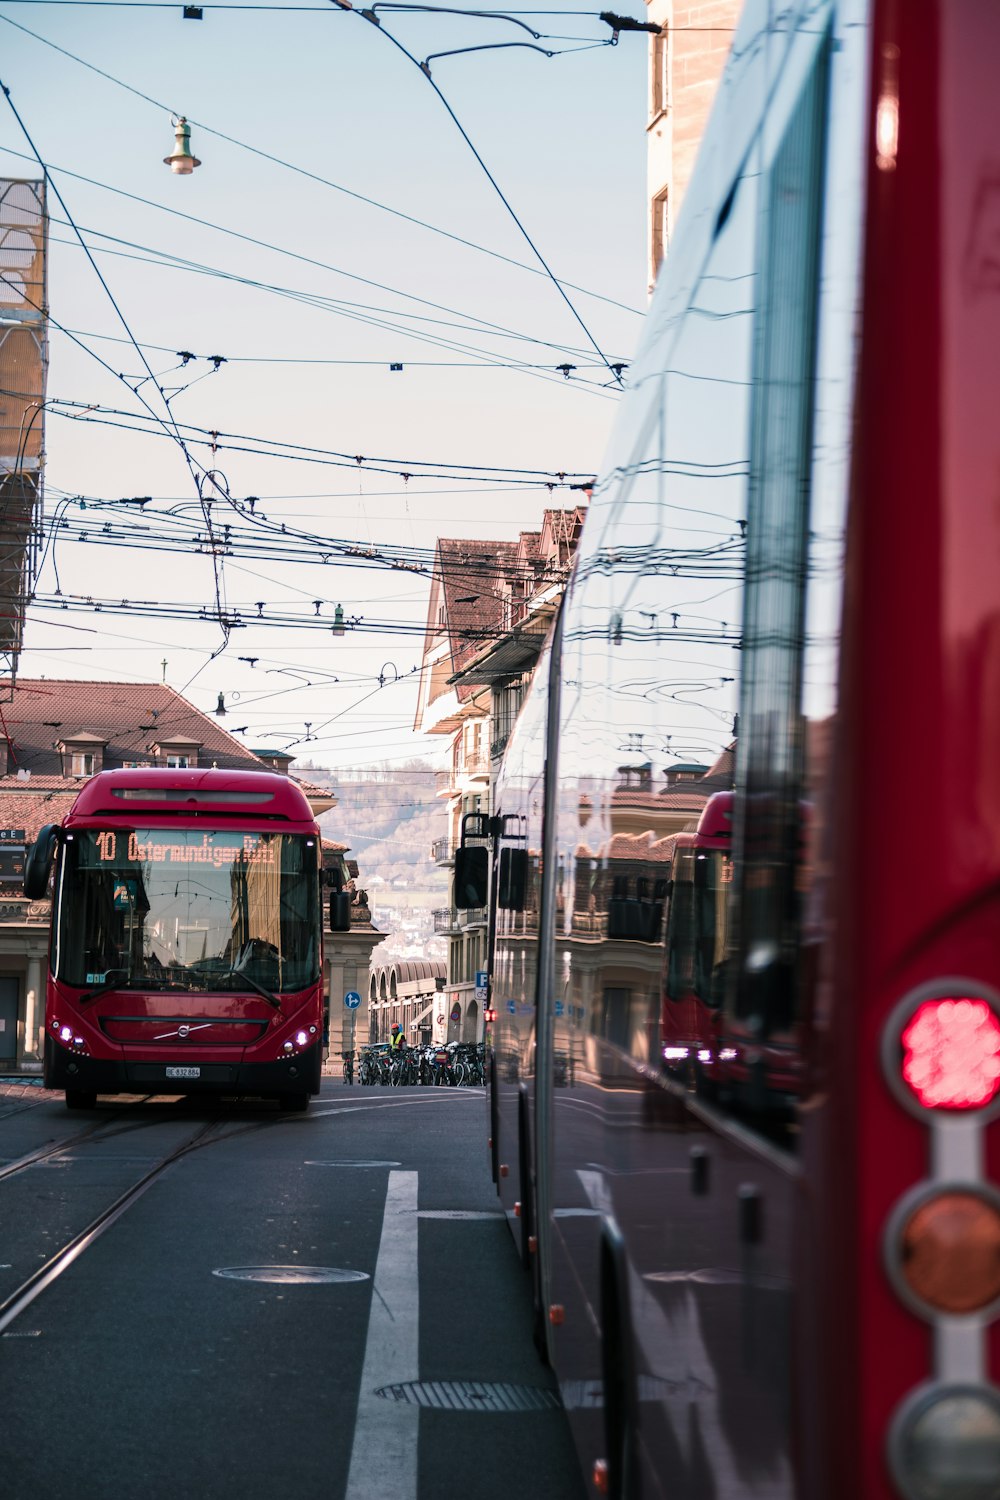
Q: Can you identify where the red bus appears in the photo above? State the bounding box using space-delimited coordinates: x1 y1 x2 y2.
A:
473 3 1000 1498
26 768 334 1111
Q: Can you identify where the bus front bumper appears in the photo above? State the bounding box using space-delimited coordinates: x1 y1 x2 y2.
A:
44 1033 322 1097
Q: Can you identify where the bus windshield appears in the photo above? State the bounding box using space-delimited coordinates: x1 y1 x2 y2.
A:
53 827 320 994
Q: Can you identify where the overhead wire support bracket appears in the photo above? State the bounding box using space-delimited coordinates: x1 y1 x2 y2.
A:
367 3 543 40
420 41 555 74
599 10 662 33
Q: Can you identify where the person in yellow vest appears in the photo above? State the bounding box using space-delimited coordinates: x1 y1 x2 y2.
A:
388 1023 406 1052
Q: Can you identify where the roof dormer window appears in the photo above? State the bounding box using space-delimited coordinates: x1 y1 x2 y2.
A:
150 736 202 769
56 733 108 778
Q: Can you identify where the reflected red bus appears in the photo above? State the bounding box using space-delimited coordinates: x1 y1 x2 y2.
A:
660 791 733 1090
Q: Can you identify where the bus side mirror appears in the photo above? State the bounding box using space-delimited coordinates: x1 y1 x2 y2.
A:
329 892 352 932
454 845 488 909
24 824 59 900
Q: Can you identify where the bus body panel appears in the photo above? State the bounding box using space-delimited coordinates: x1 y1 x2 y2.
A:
487 0 1000 1494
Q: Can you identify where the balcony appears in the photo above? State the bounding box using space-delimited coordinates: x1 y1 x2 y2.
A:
458 749 490 780
458 906 487 930
430 836 454 865
433 907 460 935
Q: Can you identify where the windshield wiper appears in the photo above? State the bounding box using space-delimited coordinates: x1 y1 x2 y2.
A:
225 967 281 1010
80 968 131 1004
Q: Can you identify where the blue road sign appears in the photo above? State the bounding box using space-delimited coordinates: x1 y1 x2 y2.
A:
344 991 362 1009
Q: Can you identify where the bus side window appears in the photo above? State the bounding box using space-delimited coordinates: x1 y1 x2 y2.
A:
665 850 694 1000
731 37 829 1051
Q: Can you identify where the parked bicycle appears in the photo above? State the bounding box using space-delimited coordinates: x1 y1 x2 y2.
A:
342 1050 354 1085
357 1040 486 1087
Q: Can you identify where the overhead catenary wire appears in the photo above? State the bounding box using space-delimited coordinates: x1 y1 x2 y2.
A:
41 398 597 486
0 14 644 319
37 222 624 397
331 0 626 388
57 326 616 372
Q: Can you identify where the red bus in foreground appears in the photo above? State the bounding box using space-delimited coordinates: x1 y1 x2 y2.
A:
26 768 328 1111
472 3 1000 1498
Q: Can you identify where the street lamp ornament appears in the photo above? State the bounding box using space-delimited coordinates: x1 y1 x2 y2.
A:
163 116 202 175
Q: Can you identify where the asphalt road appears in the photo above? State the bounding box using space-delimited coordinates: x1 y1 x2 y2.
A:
0 1081 586 1500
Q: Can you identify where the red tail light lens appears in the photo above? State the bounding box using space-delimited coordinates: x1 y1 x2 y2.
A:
900 998 1000 1111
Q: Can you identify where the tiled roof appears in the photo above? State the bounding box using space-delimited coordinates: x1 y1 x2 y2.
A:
436 539 520 697
0 786 78 841
1 679 263 775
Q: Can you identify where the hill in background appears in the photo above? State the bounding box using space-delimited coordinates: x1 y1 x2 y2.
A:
297 760 448 964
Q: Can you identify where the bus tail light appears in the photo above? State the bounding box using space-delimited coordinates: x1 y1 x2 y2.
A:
900 998 1000 1111
889 1385 1000 1500
884 988 1000 1120
888 1187 1000 1317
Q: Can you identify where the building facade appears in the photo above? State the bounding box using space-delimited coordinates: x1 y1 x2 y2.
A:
415 511 586 1044
645 1 742 291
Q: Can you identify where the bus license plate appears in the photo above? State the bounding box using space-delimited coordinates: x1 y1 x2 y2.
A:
166 1066 201 1080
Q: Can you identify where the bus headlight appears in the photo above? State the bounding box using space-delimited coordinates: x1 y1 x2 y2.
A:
889 1384 1000 1500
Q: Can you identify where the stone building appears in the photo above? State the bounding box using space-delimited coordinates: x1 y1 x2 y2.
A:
366 958 447 1048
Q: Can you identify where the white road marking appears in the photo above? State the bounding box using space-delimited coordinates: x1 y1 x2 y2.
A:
305 1160 403 1168
414 1210 503 1220
344 1170 420 1500
311 1095 480 1119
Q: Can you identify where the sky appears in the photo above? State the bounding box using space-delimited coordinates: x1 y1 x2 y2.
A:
0 0 649 772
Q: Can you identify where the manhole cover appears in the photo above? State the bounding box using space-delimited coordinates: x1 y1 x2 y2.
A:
213 1266 369 1285
375 1381 561 1412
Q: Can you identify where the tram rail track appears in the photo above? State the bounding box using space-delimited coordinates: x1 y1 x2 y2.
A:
0 1098 329 1337
0 1098 174 1183
0 1114 224 1337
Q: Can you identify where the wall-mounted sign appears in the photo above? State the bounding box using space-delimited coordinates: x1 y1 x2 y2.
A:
450 1004 461 1022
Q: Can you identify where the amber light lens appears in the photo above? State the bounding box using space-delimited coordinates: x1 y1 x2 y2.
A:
899 1192 1000 1315
901 998 1000 1110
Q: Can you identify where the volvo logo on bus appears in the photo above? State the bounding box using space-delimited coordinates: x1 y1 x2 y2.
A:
178 1024 190 1039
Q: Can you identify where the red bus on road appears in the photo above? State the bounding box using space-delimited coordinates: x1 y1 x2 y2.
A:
26 768 332 1111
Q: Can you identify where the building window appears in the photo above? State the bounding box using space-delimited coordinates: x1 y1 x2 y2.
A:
651 187 669 279
166 754 190 769
651 27 669 118
70 752 95 777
